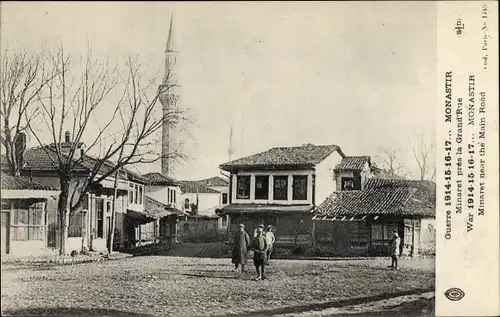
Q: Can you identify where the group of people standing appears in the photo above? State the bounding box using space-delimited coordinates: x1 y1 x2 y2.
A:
232 224 275 281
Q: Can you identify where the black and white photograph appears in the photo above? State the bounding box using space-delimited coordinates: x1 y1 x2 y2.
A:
1 2 498 317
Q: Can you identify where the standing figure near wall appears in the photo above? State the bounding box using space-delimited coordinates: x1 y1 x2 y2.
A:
388 231 401 270
265 225 275 263
232 224 250 274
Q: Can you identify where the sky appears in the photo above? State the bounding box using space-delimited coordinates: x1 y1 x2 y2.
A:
1 2 437 181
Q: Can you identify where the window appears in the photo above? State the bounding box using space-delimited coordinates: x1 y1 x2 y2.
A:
183 223 190 232
107 201 112 213
12 202 44 241
292 175 308 200
222 193 228 204
129 183 134 204
221 215 228 227
140 222 156 240
96 199 104 238
128 182 144 205
254 176 269 200
371 223 398 241
341 178 355 191
184 198 190 209
236 176 250 199
350 222 369 246
273 176 288 200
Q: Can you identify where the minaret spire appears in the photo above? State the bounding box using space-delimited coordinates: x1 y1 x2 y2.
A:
163 13 176 85
159 13 180 177
228 125 234 161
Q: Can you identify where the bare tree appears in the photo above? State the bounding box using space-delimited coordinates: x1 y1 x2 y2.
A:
26 47 189 255
0 49 56 176
410 131 436 181
374 147 410 179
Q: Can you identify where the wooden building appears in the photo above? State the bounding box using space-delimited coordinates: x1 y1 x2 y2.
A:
313 178 436 257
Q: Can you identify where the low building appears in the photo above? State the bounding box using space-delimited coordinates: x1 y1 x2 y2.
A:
1 172 60 256
313 178 436 257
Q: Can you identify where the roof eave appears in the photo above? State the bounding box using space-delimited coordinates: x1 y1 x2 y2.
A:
1 189 61 199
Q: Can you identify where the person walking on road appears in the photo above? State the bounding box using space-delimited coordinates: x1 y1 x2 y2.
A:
232 224 250 273
250 224 269 280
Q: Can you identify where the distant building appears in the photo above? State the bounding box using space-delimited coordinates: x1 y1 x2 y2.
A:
143 172 185 244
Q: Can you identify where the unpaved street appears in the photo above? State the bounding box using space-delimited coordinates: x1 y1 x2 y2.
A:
1 256 434 316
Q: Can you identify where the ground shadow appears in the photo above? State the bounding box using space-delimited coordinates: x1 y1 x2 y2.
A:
1 307 152 317
210 288 434 317
334 297 435 317
179 272 242 280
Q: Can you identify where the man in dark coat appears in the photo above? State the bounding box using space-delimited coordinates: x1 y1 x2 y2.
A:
232 224 250 273
250 224 269 280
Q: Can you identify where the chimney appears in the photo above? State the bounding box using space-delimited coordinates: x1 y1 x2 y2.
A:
14 132 27 170
60 131 85 160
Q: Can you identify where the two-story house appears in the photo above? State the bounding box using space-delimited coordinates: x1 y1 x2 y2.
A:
218 143 346 253
313 156 436 257
15 132 132 254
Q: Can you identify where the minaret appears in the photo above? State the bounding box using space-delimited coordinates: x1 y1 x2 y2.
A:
227 125 234 161
159 14 179 177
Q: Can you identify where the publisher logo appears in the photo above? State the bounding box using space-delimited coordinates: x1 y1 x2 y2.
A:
454 18 465 37
445 288 465 301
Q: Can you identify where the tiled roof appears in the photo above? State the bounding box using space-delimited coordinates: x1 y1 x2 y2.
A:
124 168 149 184
220 144 345 170
197 176 229 187
219 203 314 215
143 172 179 186
22 147 126 179
365 179 436 203
1 172 57 191
334 156 371 171
143 196 185 218
315 179 436 218
179 181 220 194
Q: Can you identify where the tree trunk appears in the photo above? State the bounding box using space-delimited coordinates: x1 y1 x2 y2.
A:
58 175 71 255
108 169 119 254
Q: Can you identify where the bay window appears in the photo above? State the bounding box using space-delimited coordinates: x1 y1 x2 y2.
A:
236 176 250 199
273 176 288 200
292 175 308 200
254 176 269 200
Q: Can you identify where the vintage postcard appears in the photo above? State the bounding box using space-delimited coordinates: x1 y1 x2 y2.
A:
0 2 498 317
